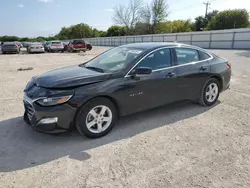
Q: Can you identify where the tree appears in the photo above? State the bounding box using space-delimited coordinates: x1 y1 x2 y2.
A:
206 10 219 21
107 26 126 36
70 23 93 38
194 16 207 31
194 10 218 31
113 0 143 34
207 9 249 30
151 0 169 33
156 20 194 33
92 29 100 37
98 31 107 37
0 35 19 42
139 4 152 34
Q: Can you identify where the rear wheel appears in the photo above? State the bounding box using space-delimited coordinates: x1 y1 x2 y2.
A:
199 78 220 106
76 98 117 138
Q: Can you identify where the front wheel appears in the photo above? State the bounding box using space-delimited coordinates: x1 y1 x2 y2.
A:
75 98 117 138
199 78 220 106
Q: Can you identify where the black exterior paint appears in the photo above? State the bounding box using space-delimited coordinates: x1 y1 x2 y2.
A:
23 43 231 133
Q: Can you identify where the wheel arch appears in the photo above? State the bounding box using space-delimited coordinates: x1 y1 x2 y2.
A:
210 74 223 92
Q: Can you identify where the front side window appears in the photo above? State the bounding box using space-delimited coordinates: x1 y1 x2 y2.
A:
82 47 145 72
135 48 171 70
175 48 199 65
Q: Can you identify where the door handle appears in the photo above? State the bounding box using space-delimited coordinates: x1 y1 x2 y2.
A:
165 72 176 78
200 66 208 71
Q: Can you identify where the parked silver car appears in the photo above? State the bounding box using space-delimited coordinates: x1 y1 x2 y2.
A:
27 43 45 53
1 42 20 54
46 41 64 52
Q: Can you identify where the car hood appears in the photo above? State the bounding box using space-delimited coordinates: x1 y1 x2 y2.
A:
35 65 112 88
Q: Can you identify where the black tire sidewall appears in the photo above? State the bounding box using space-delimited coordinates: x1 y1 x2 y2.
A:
201 78 220 106
76 98 117 138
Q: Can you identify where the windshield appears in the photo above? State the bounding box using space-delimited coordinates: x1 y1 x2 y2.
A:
73 40 85 44
82 47 145 72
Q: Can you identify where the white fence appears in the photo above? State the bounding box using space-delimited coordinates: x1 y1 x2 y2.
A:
85 28 250 49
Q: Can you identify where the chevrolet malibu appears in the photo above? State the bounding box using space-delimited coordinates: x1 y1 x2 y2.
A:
23 43 231 138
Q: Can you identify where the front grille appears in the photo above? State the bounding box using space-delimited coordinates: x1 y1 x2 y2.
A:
24 101 34 121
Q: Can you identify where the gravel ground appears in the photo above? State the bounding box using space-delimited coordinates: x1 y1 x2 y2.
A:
0 47 249 188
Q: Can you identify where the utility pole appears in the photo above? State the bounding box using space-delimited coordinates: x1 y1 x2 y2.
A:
204 1 211 17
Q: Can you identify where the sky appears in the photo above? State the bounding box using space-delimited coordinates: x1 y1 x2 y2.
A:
0 0 249 37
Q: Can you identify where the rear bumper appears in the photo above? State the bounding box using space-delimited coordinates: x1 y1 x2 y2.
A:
2 49 18 52
221 68 231 92
23 99 77 133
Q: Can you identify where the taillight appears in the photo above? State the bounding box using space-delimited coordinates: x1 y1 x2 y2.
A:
227 61 232 69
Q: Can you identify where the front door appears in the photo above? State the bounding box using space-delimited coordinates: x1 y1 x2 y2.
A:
119 48 178 115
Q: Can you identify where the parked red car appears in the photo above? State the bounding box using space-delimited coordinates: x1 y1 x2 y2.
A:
67 40 92 52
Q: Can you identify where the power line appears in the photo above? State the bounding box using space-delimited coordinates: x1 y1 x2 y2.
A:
203 1 211 17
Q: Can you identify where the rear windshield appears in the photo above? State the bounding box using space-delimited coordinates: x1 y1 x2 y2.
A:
30 44 42 47
52 42 62 45
3 43 16 46
72 40 85 44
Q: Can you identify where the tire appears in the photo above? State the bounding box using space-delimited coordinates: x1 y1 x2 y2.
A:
75 98 117 138
2 52 6 54
61 50 64 53
199 78 220 106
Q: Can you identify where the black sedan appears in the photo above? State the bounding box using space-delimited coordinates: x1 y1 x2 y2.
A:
23 43 231 138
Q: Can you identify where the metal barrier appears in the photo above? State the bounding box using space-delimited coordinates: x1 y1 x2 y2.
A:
84 28 250 49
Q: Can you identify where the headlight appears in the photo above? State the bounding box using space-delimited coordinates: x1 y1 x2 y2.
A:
36 95 72 106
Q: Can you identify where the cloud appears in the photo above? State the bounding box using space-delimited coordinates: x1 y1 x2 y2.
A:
18 4 24 8
38 0 53 2
105 8 114 12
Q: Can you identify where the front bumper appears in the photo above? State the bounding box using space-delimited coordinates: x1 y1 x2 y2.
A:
49 48 64 51
23 96 77 133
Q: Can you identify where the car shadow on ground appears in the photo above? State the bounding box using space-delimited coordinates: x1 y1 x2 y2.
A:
0 101 220 172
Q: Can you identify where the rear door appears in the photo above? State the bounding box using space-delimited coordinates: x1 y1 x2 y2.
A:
173 47 212 100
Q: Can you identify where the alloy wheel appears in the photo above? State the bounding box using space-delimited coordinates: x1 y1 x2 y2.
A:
85 105 113 134
205 83 219 103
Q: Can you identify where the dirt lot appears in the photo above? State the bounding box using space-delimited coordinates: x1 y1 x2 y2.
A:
0 47 249 188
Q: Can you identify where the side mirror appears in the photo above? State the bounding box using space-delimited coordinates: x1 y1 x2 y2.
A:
131 67 152 76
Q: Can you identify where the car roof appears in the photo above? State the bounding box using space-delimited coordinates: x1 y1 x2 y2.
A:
3 42 16 44
120 42 206 51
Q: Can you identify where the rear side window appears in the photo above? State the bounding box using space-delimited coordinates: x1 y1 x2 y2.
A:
73 40 85 44
175 48 199 65
199 51 211 60
136 48 171 70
